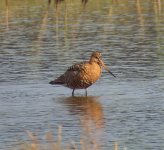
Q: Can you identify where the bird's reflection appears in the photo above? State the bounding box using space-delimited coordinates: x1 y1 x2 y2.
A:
60 96 104 149
60 96 104 130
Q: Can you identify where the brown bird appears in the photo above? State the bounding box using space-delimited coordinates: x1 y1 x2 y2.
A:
49 51 116 96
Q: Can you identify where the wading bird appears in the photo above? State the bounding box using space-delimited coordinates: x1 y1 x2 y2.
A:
49 51 116 96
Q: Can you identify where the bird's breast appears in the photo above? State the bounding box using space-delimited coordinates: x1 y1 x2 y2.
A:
80 63 102 83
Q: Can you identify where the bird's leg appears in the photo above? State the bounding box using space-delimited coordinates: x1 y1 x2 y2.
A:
72 89 75 96
85 88 88 97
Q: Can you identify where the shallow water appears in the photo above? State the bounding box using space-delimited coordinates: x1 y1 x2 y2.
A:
0 0 164 149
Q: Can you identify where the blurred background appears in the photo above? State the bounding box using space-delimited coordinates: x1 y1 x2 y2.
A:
0 0 163 149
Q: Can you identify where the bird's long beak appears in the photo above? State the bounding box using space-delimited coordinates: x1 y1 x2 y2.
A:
99 58 116 78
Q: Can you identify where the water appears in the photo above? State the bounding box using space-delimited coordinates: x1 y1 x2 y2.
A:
0 0 164 149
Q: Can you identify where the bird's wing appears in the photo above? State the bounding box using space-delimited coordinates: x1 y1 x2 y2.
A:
67 62 87 72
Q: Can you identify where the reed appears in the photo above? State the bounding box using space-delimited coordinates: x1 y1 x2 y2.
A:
18 126 119 150
47 0 89 8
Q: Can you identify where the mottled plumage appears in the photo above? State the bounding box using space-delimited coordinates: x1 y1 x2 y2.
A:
49 51 115 96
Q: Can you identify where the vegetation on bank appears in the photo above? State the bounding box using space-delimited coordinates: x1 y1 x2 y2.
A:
19 126 119 150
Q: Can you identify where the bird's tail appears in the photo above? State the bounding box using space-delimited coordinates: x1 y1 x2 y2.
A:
49 75 65 85
49 80 56 84
49 80 64 85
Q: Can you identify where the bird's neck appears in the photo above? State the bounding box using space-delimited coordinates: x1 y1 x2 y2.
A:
89 57 96 63
89 59 101 67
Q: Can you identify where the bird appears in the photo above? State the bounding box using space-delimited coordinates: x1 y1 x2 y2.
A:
49 51 116 96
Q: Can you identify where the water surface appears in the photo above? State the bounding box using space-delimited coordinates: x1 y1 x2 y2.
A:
0 0 164 149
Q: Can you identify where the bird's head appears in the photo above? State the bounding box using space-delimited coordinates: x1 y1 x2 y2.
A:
90 51 116 78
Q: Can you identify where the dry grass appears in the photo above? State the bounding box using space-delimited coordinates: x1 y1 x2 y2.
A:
18 126 119 150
